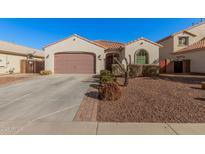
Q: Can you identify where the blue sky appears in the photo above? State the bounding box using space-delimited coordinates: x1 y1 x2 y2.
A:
0 18 202 49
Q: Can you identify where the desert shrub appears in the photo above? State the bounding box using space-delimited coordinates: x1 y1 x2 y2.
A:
142 65 159 77
39 70 52 75
129 64 159 77
99 70 116 84
98 82 121 101
129 65 143 77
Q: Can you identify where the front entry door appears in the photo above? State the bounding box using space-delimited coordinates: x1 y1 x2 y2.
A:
174 61 183 73
105 53 119 71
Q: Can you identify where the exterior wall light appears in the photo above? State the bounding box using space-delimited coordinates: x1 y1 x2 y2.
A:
98 55 102 60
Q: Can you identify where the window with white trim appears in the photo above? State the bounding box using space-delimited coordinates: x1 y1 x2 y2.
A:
178 37 189 46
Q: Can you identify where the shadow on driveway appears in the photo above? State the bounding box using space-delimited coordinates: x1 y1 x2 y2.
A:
85 91 99 100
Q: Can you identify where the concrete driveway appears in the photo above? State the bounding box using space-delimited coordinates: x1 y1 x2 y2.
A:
0 74 93 134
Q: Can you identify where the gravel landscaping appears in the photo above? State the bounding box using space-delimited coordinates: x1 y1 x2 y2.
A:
96 75 205 123
0 74 35 85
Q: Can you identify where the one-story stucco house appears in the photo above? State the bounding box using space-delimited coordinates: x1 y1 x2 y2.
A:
0 40 44 74
43 34 162 74
158 21 205 74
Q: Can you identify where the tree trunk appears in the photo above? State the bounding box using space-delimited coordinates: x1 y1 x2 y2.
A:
124 71 129 86
114 57 129 86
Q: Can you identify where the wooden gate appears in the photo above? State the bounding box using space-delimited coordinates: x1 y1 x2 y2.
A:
21 60 44 73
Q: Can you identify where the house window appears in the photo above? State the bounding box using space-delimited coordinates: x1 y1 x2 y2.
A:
178 37 189 46
135 49 149 64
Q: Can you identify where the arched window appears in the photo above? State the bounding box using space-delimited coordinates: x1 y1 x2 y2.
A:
135 49 149 64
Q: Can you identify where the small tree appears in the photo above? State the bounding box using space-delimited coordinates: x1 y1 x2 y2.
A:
114 57 130 86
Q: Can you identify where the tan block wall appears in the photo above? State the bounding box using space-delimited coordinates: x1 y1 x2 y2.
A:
159 37 174 60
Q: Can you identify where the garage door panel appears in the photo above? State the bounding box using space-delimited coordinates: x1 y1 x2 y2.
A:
54 53 95 74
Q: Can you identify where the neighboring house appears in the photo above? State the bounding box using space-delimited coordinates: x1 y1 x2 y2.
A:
43 34 162 74
157 21 205 73
172 38 205 73
0 41 44 74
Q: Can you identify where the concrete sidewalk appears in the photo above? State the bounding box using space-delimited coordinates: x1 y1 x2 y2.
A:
1 121 205 135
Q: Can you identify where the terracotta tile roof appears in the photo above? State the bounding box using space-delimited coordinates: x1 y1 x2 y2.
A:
157 21 205 43
93 40 125 50
127 37 163 47
173 38 205 55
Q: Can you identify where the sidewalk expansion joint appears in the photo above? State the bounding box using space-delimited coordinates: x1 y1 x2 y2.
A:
96 122 99 135
166 123 178 135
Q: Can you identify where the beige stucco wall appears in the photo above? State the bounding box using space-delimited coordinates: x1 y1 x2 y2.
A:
175 50 205 73
159 37 174 60
44 36 106 74
0 53 26 74
187 23 205 41
125 40 160 65
173 33 195 51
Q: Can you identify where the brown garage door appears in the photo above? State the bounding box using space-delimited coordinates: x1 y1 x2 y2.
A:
54 53 95 74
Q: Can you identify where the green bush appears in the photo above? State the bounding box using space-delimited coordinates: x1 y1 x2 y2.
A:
129 65 143 77
99 70 116 84
39 70 52 75
142 65 159 77
100 70 112 76
100 75 114 84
